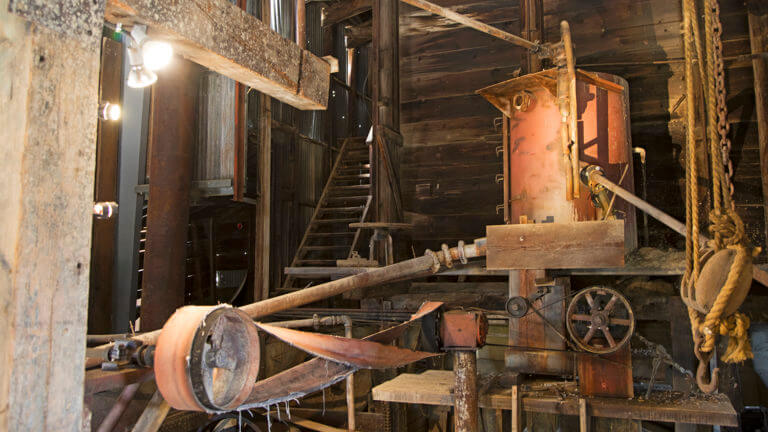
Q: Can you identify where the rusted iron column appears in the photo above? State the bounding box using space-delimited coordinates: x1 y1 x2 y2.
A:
295 0 306 47
454 351 478 432
140 59 199 331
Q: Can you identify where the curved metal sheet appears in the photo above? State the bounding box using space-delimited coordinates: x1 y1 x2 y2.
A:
239 301 443 408
255 323 439 369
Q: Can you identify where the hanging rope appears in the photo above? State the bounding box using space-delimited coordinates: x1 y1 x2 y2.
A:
680 0 759 387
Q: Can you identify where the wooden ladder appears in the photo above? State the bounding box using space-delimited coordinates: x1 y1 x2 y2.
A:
281 137 372 291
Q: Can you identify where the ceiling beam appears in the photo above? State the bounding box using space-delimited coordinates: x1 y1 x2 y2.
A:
324 0 372 27
105 0 332 110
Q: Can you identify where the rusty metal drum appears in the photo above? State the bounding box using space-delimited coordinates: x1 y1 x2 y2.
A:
478 69 637 252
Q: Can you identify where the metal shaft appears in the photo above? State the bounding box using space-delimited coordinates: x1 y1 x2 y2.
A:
126 239 487 347
589 170 691 240
399 0 541 52
588 169 768 286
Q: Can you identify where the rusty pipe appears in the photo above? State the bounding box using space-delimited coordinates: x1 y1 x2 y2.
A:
271 315 347 329
295 0 306 48
343 316 356 432
562 21 580 199
121 239 487 347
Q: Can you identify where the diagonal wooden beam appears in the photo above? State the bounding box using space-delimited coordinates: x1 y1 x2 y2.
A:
323 0 372 27
105 0 332 110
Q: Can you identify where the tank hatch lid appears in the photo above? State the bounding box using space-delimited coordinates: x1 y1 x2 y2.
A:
476 68 624 117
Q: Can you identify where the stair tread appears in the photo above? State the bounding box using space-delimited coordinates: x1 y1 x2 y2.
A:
306 232 356 237
325 195 370 202
334 174 371 180
312 218 359 224
319 206 365 212
296 259 340 265
302 245 351 250
330 184 370 190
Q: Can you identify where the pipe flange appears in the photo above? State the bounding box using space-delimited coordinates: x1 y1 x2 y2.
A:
441 244 453 268
424 249 441 273
457 241 468 265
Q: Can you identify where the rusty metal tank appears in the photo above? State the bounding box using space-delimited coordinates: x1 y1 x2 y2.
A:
478 69 637 252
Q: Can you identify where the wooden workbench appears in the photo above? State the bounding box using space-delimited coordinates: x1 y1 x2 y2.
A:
372 370 737 427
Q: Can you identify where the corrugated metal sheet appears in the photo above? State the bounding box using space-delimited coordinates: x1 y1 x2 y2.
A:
195 71 236 181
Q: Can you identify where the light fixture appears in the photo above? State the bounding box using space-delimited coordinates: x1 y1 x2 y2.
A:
99 102 122 121
142 40 173 71
124 25 173 88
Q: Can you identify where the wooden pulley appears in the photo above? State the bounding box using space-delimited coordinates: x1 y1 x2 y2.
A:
155 305 261 412
681 248 752 316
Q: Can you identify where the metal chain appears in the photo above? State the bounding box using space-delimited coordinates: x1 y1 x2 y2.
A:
711 0 735 209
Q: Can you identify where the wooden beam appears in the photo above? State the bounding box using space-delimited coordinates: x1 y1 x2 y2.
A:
323 0 372 27
486 220 625 270
748 0 768 246
105 0 332 110
1 1 104 429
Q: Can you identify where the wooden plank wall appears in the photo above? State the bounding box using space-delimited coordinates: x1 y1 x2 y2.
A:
400 0 766 255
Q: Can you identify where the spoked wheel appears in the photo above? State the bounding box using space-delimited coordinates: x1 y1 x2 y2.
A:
566 287 635 354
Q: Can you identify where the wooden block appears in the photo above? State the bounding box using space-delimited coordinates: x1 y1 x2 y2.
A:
486 220 625 270
105 0 331 110
577 344 634 399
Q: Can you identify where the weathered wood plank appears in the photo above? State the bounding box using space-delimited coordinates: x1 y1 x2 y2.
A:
105 0 331 110
1 1 104 429
486 221 625 270
372 370 738 426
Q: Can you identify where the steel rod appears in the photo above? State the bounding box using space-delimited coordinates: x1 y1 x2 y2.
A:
399 0 541 52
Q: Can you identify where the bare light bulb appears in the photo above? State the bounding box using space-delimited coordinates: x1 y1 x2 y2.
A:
100 102 122 121
142 40 173 71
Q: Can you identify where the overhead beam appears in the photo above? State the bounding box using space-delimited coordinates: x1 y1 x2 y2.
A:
323 0 372 27
105 0 332 110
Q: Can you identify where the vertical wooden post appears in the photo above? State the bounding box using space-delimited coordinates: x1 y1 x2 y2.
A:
255 0 272 302
372 0 402 225
748 0 768 244
579 398 589 432
1 1 104 429
140 59 199 331
454 351 479 432
511 384 522 432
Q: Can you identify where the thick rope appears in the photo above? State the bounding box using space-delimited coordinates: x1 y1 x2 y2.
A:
681 0 756 367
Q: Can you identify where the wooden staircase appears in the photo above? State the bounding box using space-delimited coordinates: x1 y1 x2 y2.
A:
282 137 372 290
